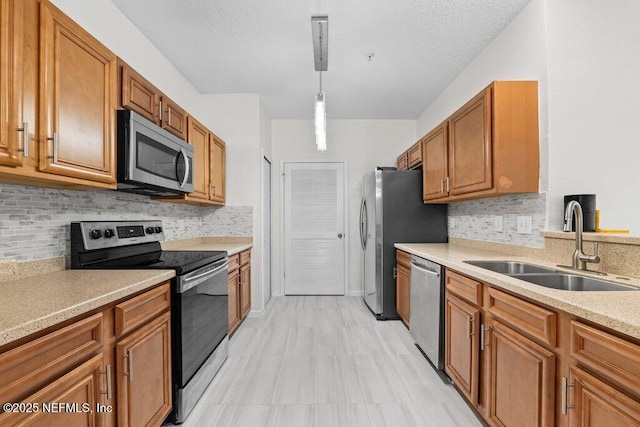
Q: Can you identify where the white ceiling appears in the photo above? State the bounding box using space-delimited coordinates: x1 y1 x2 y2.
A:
111 0 531 120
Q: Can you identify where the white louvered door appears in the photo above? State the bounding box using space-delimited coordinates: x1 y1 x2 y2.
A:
283 162 345 295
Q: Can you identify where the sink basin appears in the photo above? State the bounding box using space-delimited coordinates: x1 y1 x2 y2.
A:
509 273 638 291
464 260 557 275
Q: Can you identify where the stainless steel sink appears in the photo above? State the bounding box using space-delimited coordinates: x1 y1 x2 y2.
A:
464 260 557 274
509 273 638 292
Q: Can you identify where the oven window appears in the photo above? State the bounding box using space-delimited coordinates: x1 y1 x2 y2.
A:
136 132 178 180
177 271 228 386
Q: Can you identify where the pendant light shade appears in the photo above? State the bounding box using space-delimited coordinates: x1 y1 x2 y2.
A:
312 16 328 151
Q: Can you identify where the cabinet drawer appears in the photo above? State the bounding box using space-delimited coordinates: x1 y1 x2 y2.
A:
570 320 640 394
445 270 482 306
408 141 422 168
396 250 411 269
487 287 556 347
228 254 240 272
239 249 251 266
115 282 170 338
0 313 103 404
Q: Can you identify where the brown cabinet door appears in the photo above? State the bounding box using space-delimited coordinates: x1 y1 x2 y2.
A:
486 318 555 427
0 0 26 167
407 141 423 169
116 312 172 427
569 366 640 427
209 134 226 204
161 97 186 140
396 153 408 170
39 0 116 184
121 64 160 124
228 268 241 334
395 264 410 327
445 292 480 407
0 354 105 427
448 87 492 196
187 116 210 200
240 263 251 317
422 122 449 201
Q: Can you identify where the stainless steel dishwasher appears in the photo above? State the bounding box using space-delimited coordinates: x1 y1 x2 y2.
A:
409 254 445 371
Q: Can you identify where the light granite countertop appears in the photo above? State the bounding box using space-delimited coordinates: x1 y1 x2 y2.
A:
0 269 175 347
395 243 640 340
161 237 253 255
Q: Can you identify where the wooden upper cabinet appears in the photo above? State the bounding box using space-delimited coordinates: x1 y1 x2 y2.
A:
209 133 226 204
0 0 26 167
422 122 449 201
188 116 210 200
121 64 160 124
407 140 423 169
162 97 186 140
449 88 492 195
396 152 408 170
39 0 117 184
423 81 539 203
119 61 186 140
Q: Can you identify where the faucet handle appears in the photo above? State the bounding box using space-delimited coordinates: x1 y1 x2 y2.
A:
581 242 600 264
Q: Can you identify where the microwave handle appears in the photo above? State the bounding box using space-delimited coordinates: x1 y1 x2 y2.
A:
177 148 190 189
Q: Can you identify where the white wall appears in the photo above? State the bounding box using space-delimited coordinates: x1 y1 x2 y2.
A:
545 0 640 232
271 120 416 296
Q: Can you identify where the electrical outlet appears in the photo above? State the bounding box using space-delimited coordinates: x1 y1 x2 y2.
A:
178 219 185 231
449 217 455 229
494 215 503 232
516 216 533 234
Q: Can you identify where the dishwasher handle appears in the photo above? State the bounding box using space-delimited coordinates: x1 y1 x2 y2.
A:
410 260 441 278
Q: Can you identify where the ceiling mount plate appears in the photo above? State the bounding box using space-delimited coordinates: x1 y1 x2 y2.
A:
311 16 328 71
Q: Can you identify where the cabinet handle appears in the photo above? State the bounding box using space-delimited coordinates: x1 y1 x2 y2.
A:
446 176 451 192
100 364 112 400
158 100 163 122
124 349 134 381
17 122 29 158
561 376 575 415
467 317 475 337
440 178 444 193
393 266 397 279
167 106 172 124
480 324 490 350
46 133 58 163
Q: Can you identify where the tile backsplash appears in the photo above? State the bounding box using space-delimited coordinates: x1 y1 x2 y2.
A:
0 183 252 261
448 193 547 248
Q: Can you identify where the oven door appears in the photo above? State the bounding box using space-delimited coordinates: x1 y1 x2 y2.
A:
174 257 228 387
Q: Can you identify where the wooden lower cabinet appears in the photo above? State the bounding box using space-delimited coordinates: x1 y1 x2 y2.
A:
568 366 640 426
445 291 480 406
116 312 171 427
0 281 171 427
228 249 252 335
228 267 241 334
485 318 556 427
395 264 410 327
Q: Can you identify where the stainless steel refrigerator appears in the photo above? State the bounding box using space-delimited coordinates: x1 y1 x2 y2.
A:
360 167 448 319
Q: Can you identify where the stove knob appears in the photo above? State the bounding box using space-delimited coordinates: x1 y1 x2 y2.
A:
146 227 155 234
104 228 115 238
89 229 103 239
155 226 163 233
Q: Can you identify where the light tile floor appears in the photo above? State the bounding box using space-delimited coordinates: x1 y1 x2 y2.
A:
180 296 482 426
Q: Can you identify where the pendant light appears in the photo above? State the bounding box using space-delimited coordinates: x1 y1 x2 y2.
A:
311 16 328 151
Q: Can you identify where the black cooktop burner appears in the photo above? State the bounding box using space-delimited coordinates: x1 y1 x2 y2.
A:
86 249 226 275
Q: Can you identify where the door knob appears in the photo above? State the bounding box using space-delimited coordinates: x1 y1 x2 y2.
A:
338 233 343 238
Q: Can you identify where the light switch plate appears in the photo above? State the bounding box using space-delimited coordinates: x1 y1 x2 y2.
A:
516 216 533 234
494 215 503 232
449 217 455 229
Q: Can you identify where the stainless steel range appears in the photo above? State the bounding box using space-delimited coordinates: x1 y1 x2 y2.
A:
70 220 228 424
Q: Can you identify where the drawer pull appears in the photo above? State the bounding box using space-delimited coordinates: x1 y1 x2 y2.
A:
100 364 112 400
561 376 575 415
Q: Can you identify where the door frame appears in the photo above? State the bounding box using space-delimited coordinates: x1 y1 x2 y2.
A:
279 160 349 296
261 152 272 309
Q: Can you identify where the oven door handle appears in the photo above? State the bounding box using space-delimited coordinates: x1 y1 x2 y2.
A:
177 148 190 189
178 260 229 293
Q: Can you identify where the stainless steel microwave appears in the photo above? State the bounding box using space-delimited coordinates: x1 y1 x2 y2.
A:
117 109 194 196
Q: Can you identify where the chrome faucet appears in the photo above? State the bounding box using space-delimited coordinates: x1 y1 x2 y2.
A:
564 200 600 270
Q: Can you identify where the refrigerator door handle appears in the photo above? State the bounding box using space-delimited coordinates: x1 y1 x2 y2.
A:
362 198 368 249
